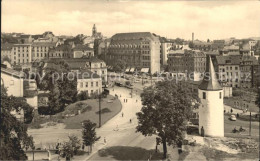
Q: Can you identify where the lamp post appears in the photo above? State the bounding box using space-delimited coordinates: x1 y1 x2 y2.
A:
99 94 102 128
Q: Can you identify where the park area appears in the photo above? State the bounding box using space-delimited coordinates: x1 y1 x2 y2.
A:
29 95 122 129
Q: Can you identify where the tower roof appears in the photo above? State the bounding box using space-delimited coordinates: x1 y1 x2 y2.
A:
198 56 222 91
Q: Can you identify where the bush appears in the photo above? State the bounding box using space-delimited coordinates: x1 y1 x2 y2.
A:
95 108 111 114
30 122 43 129
38 106 52 115
77 91 89 101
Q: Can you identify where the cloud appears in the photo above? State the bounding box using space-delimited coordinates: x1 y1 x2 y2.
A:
2 0 260 40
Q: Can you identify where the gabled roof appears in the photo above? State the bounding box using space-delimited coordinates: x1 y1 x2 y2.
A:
1 66 24 78
198 56 222 91
76 70 100 79
111 32 159 42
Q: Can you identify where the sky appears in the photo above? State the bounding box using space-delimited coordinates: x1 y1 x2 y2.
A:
2 0 260 41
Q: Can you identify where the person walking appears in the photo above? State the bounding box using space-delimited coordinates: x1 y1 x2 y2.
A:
130 119 132 123
126 99 128 103
104 137 106 144
122 112 124 117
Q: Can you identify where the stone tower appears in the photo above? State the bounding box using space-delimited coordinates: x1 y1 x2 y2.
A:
92 24 97 37
198 56 224 137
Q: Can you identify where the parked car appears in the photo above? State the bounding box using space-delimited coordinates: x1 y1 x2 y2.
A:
229 114 236 121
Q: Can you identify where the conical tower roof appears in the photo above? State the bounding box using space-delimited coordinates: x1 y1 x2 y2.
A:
198 56 222 90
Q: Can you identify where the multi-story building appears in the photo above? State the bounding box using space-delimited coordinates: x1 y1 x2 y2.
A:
167 50 206 81
240 56 259 88
160 38 180 66
11 44 32 65
76 70 102 96
216 55 241 88
48 44 72 59
42 57 107 82
220 45 240 56
107 32 161 74
31 42 56 62
72 44 94 58
1 43 13 62
94 38 111 60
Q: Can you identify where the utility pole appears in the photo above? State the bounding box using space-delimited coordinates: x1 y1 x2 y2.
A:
249 112 252 136
99 94 102 128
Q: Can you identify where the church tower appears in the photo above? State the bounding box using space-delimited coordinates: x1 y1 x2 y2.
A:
198 56 224 137
92 24 97 37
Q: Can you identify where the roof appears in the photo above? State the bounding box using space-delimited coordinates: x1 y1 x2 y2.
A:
216 55 241 65
20 35 31 38
111 32 159 42
223 45 239 51
73 44 93 51
76 70 100 79
32 42 56 47
32 34 43 39
198 56 222 91
1 67 24 78
1 43 13 50
43 57 105 70
205 51 220 55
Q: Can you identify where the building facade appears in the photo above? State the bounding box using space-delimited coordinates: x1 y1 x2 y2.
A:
1 43 13 62
11 44 32 65
107 32 161 74
31 42 56 62
167 50 206 81
76 70 102 96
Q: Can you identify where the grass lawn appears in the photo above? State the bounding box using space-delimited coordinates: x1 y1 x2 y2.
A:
29 95 122 129
63 95 122 129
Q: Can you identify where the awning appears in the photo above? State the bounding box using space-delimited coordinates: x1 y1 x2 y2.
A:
141 68 149 73
130 68 135 72
125 68 130 72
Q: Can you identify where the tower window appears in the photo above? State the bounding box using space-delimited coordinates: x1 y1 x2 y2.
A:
219 92 222 99
203 92 206 99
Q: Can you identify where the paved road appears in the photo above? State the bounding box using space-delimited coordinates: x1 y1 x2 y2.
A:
86 86 157 160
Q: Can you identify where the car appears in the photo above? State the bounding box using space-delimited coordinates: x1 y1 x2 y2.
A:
229 114 236 121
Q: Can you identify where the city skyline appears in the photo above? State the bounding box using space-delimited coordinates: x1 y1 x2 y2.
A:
2 0 260 41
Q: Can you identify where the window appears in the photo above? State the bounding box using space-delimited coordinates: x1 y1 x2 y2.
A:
85 82 88 87
91 90 93 94
235 67 238 70
219 92 222 99
203 92 206 99
96 82 98 87
91 82 93 87
80 82 83 88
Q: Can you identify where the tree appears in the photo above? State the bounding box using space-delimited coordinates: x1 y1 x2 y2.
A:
68 135 81 155
38 60 78 114
113 60 127 73
82 120 100 153
136 81 198 159
0 86 34 160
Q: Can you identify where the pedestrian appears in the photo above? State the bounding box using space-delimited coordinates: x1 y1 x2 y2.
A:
224 110 226 113
82 144 85 151
201 126 205 137
104 137 106 144
126 99 128 103
122 112 124 117
231 108 233 113
237 113 239 118
130 119 132 123
136 99 137 103
124 99 125 103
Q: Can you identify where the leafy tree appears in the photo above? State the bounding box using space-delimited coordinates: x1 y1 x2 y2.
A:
136 81 198 159
113 60 127 73
77 91 89 101
38 60 78 114
68 135 81 155
0 86 34 160
82 120 100 153
60 141 74 160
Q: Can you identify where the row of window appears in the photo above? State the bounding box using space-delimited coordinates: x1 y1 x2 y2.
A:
79 81 99 88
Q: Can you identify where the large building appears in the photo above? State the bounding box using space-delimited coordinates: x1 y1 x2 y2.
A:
167 50 206 81
31 42 56 62
216 55 241 88
160 38 181 66
11 44 32 65
107 32 161 74
42 57 107 82
76 70 102 96
72 44 94 58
